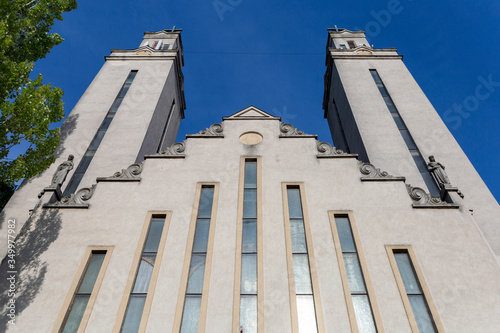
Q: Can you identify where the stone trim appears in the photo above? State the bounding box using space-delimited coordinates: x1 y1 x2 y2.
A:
359 162 406 181
43 184 97 209
316 141 358 158
144 141 186 159
96 162 143 182
186 123 224 138
406 184 459 209
279 122 317 138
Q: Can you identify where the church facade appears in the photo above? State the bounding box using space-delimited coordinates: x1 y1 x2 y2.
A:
1 29 499 333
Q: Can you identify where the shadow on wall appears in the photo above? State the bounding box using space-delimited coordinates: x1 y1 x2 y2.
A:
16 113 79 192
0 208 62 331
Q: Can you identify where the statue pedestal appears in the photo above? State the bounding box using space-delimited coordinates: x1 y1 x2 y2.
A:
440 184 464 201
38 185 63 205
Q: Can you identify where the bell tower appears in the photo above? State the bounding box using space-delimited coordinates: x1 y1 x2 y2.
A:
323 28 500 260
1 29 186 257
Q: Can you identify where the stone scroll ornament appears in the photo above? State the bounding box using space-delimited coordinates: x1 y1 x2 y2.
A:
50 155 74 187
405 184 458 207
279 122 317 138
316 141 349 156
358 162 405 181
198 123 224 136
112 162 143 179
45 184 97 208
158 140 186 156
280 122 306 136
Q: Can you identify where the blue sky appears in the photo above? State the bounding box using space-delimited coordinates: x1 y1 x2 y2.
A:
33 0 500 201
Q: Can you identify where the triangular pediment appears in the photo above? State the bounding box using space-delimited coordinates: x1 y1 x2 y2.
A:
224 106 280 120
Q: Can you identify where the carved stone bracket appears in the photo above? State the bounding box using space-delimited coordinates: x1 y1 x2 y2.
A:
186 123 224 138
96 162 143 182
43 184 97 209
359 162 405 181
406 184 459 209
316 141 358 158
279 122 317 138
145 141 186 159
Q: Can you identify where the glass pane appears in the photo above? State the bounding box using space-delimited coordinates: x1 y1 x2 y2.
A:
62 295 89 333
144 219 164 253
421 171 441 197
392 113 406 129
377 83 388 97
290 219 307 253
132 255 155 293
370 70 381 82
400 129 417 150
109 98 123 114
343 253 366 293
243 189 257 219
180 295 202 333
394 253 422 294
242 219 257 253
187 254 206 294
78 253 105 293
240 295 257 333
244 161 257 188
411 151 428 174
296 295 318 333
352 295 376 333
192 219 210 253
198 187 214 218
241 254 257 294
293 254 312 294
88 130 106 151
64 172 84 195
126 71 137 83
335 217 356 253
78 151 95 171
386 100 398 113
287 188 303 218
382 96 394 108
118 85 130 98
121 295 146 333
100 115 114 130
408 295 437 333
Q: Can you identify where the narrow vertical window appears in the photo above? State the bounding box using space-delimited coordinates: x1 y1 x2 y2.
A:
114 213 171 333
330 213 383 332
369 69 440 197
347 41 356 49
387 246 444 333
64 70 138 195
55 247 112 333
283 184 324 333
179 186 216 333
235 158 260 333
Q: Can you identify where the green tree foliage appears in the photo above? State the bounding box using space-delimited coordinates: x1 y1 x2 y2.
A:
0 0 77 201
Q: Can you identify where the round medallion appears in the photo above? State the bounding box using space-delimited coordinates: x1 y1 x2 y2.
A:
239 132 263 145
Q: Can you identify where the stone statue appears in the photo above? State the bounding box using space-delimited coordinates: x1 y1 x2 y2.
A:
51 155 74 187
427 155 450 188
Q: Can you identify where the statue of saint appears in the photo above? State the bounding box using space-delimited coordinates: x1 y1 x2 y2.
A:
427 155 450 188
51 155 74 187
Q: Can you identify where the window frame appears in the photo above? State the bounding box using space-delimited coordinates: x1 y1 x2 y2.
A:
385 245 444 332
328 211 384 332
232 157 264 332
173 183 220 333
53 246 113 333
282 183 326 333
113 212 172 333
